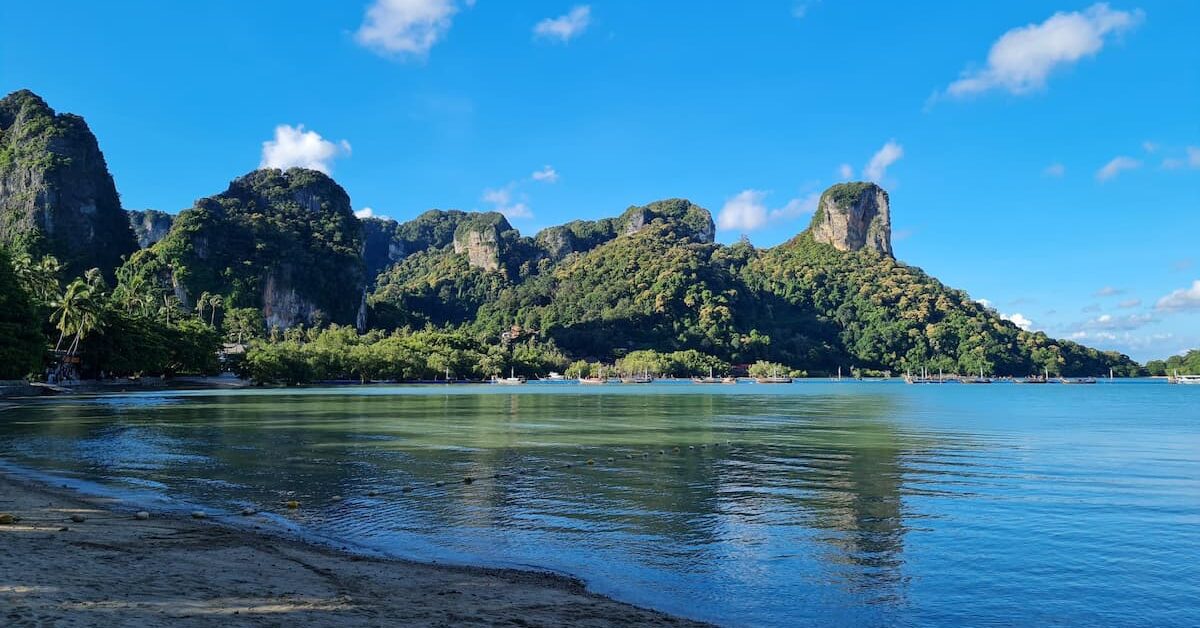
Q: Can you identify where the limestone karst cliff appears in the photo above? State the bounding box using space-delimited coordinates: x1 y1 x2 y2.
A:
127 209 174 248
124 168 365 330
807 182 892 257
0 90 137 279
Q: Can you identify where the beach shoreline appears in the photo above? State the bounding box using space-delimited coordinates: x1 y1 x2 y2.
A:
0 470 705 627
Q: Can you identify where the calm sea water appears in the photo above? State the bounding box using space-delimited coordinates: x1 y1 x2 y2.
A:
1 380 1197 626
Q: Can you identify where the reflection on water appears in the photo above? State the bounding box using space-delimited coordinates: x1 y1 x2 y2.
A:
1 382 1198 626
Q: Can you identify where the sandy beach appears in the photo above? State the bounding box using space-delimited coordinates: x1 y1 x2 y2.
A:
0 471 703 627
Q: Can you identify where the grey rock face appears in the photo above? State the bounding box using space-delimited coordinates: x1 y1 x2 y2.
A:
0 90 137 279
127 209 174 248
809 182 892 256
453 224 503 271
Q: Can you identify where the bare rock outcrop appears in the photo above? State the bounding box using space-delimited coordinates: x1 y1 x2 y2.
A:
808 182 892 256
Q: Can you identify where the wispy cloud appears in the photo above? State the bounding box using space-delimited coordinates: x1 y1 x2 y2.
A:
1172 259 1195 272
1043 163 1066 177
1094 286 1124 297
1156 279 1200 312
717 190 819 232
1117 298 1142 308
534 5 591 43
1161 146 1200 170
941 3 1142 99
1081 312 1155 331
355 0 460 59
260 124 351 174
792 1 819 19
863 140 903 182
531 165 559 183
837 163 853 179
481 184 532 219
1096 156 1140 181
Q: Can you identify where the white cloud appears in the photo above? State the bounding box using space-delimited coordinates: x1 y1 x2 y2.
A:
1162 146 1200 170
977 298 994 309
1002 312 1034 331
533 5 591 42
531 165 559 183
355 207 394 221
1094 285 1124 297
482 184 533 219
771 192 820 221
1096 156 1140 181
1142 140 1159 153
863 140 903 182
943 3 1142 98
260 124 351 174
1043 163 1066 177
355 0 459 59
1069 330 1179 357
1118 298 1142 308
837 163 854 179
1156 279 1200 312
1082 312 1155 331
717 190 819 232
718 190 768 232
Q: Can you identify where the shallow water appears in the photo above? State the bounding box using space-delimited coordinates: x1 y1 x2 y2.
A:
1 380 1197 626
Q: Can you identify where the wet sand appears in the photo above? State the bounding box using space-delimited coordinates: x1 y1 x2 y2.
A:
0 471 704 627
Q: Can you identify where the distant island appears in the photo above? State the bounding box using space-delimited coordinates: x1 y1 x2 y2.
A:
0 89 1142 385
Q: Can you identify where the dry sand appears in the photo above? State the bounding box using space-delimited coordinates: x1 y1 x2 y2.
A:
0 472 704 627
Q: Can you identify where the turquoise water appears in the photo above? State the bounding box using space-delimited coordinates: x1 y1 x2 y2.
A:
1 380 1197 626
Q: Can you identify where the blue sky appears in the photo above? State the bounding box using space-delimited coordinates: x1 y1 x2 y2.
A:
2 1 1197 361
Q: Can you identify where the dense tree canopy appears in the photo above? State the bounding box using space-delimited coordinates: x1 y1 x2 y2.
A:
1146 350 1200 376
0 248 45 378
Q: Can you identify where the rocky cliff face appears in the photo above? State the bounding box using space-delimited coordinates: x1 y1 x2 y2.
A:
127 209 174 248
132 168 365 329
452 213 514 272
0 90 137 279
807 182 892 256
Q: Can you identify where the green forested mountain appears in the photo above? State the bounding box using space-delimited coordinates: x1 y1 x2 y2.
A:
0 90 137 280
0 90 1142 382
361 186 1139 376
124 168 365 330
1146 350 1200 376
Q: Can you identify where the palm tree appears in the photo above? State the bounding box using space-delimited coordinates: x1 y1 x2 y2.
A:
159 294 182 325
66 294 104 356
195 291 210 322
50 279 88 353
50 276 106 356
208 294 223 326
12 252 63 304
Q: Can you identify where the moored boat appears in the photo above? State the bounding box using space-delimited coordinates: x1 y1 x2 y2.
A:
1170 370 1200 385
1060 377 1098 385
621 369 653 384
961 366 993 384
492 367 526 385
